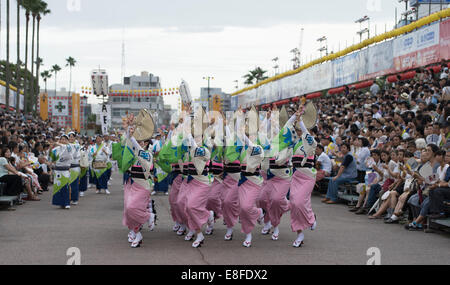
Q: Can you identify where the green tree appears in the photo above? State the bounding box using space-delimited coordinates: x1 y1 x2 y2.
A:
66 56 77 96
15 0 23 111
40 70 51 93
35 1 50 108
243 67 268 85
5 0 11 110
51 64 61 96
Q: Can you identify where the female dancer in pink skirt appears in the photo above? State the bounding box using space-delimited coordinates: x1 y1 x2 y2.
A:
184 132 213 248
121 116 155 248
289 108 318 248
222 118 244 241
237 108 265 248
205 139 224 235
261 113 297 241
238 138 265 247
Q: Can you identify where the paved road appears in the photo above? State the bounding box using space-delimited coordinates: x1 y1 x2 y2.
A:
0 173 449 265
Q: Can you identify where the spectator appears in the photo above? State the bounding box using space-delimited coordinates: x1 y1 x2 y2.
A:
322 143 358 204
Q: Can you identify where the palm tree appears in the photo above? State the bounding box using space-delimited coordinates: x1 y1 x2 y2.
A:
35 1 50 105
22 0 33 112
5 0 11 111
29 0 39 105
253 67 268 83
40 70 51 93
51 64 61 96
65 57 76 96
15 0 22 111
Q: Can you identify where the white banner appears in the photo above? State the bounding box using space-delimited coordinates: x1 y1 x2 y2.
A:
367 40 394 76
394 22 440 57
0 85 5 104
52 99 69 116
100 104 111 135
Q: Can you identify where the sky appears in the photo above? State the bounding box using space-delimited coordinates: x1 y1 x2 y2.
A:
0 0 410 110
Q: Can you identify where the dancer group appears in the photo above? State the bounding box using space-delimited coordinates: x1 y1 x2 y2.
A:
116 102 318 248
50 132 115 209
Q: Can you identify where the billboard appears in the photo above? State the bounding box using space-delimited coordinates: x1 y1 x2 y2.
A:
440 19 450 60
393 22 440 72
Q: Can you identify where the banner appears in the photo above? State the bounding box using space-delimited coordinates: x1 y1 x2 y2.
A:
20 94 24 111
394 22 440 72
0 85 5 104
440 19 450 60
40 93 49 121
72 93 81 132
100 104 111 135
332 52 361 87
52 99 69 116
365 40 394 79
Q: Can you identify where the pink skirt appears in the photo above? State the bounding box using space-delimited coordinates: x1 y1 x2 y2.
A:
175 178 189 226
257 180 271 224
290 170 316 232
206 179 223 220
185 178 211 231
266 176 291 228
123 179 151 230
169 174 183 223
222 175 240 228
238 179 263 234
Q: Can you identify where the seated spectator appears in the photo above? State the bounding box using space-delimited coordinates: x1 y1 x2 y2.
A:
322 143 358 204
0 147 39 200
316 144 332 181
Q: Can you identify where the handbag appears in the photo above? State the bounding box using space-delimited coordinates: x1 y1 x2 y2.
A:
92 161 107 169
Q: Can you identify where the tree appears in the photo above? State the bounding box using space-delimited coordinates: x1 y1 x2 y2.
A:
243 67 268 85
35 1 50 108
65 56 76 96
5 0 11 111
22 0 33 112
51 64 61 96
15 0 22 112
40 70 51 93
253 67 268 83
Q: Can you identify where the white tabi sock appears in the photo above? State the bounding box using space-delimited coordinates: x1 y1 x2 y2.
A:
296 232 305 243
245 233 252 243
226 228 233 236
273 227 280 236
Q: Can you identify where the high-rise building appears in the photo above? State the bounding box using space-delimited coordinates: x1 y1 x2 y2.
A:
109 71 165 129
198 87 231 112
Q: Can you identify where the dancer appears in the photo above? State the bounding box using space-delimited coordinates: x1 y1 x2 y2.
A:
184 107 213 248
79 142 89 197
50 134 73 209
121 114 155 248
237 108 265 248
103 135 113 186
205 115 224 235
222 111 244 241
289 106 318 248
90 135 111 194
68 132 81 205
262 109 296 241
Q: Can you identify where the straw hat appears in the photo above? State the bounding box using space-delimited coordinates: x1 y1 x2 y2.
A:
134 109 155 141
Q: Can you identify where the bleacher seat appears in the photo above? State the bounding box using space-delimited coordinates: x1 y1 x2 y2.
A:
0 182 18 208
337 180 360 204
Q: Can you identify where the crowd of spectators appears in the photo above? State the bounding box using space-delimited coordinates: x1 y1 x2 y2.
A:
309 63 450 231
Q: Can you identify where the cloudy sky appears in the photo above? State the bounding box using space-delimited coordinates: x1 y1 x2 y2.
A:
0 0 409 109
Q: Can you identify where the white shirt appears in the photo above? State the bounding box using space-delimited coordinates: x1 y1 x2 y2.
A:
437 164 449 182
318 152 332 174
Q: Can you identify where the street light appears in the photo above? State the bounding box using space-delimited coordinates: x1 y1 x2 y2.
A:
317 36 328 57
355 15 370 42
272 57 279 75
203 76 214 111
233 80 239 90
290 48 300 69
